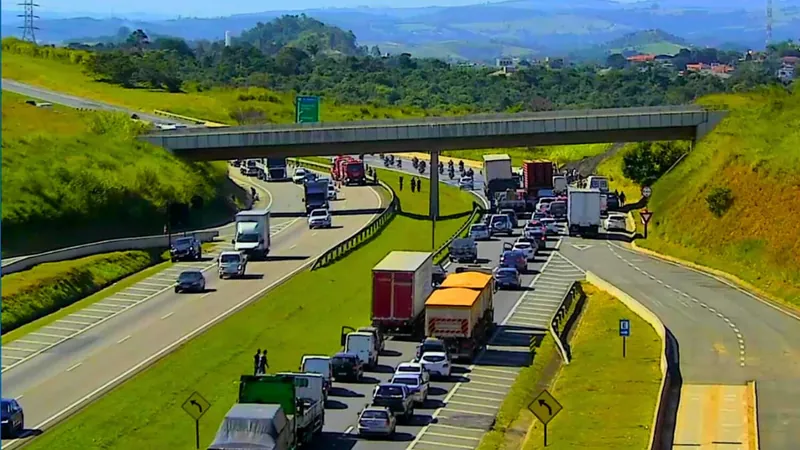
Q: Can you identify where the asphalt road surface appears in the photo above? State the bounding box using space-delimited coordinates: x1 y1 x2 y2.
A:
1 78 195 127
560 233 800 450
306 222 583 450
0 178 384 449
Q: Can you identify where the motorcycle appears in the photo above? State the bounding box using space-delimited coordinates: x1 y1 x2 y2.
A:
448 170 455 180
439 165 444 175
458 161 465 173
397 159 402 168
419 161 427 174
383 157 391 167
412 157 419 169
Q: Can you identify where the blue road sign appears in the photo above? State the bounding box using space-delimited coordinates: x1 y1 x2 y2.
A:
619 319 630 337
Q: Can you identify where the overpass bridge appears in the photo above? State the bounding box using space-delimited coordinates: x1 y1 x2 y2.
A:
139 105 726 217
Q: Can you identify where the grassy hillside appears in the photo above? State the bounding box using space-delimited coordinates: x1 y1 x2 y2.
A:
1 91 234 256
600 87 800 307
443 144 612 168
1 45 427 125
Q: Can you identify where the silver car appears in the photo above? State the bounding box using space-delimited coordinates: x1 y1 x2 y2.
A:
459 176 474 190
390 374 429 405
358 406 396 438
469 223 491 240
218 251 247 279
308 208 332 229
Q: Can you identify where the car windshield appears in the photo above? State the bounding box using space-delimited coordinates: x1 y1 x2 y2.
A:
237 233 260 243
220 254 240 263
392 377 419 386
1 401 11 415
471 225 487 232
422 354 447 363
421 342 446 353
294 169 306 176
376 386 405 397
397 365 420 374
332 356 354 366
491 216 506 225
178 271 201 281
310 211 327 218
174 238 193 246
514 243 531 249
361 410 388 420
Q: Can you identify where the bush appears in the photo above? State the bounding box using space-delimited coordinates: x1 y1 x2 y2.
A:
1 250 162 332
706 187 734 217
622 141 688 186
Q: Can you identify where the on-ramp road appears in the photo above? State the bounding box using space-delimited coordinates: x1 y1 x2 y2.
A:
0 177 384 449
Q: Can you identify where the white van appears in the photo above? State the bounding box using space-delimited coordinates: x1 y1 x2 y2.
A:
301 355 332 399
345 332 379 368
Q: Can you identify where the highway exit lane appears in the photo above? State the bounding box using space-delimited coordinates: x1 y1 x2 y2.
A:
0 182 384 449
309 227 575 450
560 235 800 450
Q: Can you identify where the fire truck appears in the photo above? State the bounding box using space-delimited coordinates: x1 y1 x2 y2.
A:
332 156 367 186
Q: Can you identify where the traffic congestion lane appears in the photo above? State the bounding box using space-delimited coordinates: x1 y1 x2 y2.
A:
561 236 800 449
0 183 385 448
313 225 563 450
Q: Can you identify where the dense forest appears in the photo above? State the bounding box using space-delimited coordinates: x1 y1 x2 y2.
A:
6 14 794 115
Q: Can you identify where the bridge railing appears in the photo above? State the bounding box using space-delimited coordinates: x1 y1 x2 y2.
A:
148 105 706 136
287 158 398 270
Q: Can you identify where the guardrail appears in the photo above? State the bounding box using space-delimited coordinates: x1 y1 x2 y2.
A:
1 230 220 276
288 158 399 270
549 281 585 365
152 109 229 127
432 207 485 265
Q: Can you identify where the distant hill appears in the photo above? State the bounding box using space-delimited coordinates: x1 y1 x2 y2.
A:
235 15 363 56
2 0 799 60
570 29 692 62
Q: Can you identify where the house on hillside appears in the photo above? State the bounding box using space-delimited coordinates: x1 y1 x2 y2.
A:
684 62 735 78
626 54 656 63
777 57 796 83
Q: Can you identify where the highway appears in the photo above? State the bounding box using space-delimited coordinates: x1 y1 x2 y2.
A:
0 175 384 448
560 235 800 450
307 223 583 450
1 78 195 127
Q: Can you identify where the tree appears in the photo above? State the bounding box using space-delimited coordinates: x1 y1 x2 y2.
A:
606 53 628 69
370 45 382 58
126 29 150 52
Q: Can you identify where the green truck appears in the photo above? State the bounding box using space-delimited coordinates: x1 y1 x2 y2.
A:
208 374 325 449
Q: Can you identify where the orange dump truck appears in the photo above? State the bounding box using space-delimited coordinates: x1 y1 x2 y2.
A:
424 272 495 362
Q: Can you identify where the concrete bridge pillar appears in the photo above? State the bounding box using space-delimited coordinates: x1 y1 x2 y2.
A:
429 150 440 220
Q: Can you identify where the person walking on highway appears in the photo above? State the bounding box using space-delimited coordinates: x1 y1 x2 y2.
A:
619 191 626 206
399 175 404 191
258 350 269 375
416 177 423 193
411 178 416 193
253 349 261 376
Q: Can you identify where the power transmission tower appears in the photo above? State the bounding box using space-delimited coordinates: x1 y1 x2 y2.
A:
766 0 773 48
18 0 39 43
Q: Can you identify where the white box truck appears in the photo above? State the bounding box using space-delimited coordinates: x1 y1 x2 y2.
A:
482 154 513 183
232 209 270 259
568 188 602 237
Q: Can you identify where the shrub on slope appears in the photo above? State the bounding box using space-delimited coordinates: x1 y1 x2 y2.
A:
635 86 800 306
1 92 232 256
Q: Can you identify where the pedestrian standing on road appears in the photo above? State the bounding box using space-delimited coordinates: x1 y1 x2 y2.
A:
399 176 404 191
258 350 269 374
253 349 261 376
619 191 626 206
373 170 379 185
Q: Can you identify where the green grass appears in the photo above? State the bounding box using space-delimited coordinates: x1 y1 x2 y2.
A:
520 282 661 449
25 171 475 450
1 250 164 334
601 87 800 308
1 48 428 126
442 144 612 168
1 90 235 257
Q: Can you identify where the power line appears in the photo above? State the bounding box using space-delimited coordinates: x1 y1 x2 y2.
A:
17 0 39 43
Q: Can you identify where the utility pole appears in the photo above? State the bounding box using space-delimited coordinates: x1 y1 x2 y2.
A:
766 0 773 48
18 0 39 43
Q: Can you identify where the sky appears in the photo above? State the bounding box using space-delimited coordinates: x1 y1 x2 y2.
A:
20 0 520 18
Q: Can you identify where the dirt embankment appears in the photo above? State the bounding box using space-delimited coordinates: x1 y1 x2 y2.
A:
561 142 626 176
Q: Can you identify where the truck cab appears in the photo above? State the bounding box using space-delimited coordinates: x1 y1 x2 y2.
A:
232 209 271 260
303 181 329 214
217 251 247 279
342 330 379 369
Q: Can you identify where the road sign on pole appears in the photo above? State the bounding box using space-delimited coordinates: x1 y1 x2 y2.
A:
642 186 652 198
619 319 630 358
528 389 563 446
640 209 653 239
182 391 212 449
295 95 320 124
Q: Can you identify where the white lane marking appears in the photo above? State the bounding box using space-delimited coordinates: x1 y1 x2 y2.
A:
10 196 383 441
66 363 82 372
15 340 50 346
160 312 174 320
30 332 67 339
117 335 131 344
344 426 354 434
14 395 23 401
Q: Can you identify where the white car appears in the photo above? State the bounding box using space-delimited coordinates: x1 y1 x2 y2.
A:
459 176 474 190
604 213 627 231
308 208 332 229
327 184 338 200
540 217 559 235
418 352 451 378
292 168 309 184
512 240 536 261
468 223 491 240
394 362 430 384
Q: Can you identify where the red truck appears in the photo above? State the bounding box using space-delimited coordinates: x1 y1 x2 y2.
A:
332 156 366 186
424 271 494 362
372 251 434 338
522 161 555 194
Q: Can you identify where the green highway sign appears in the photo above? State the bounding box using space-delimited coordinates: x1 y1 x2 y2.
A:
295 95 320 124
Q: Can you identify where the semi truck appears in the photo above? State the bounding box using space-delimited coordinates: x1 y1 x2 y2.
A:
371 251 434 338
482 154 513 183
567 188 602 237
424 271 494 362
232 209 271 259
266 157 289 181
332 156 367 185
303 180 329 214
208 374 325 450
522 161 555 194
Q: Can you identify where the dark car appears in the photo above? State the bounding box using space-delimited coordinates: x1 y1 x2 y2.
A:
500 250 527 273
523 225 547 250
432 264 448 287
1 398 24 438
331 352 364 382
494 267 522 290
170 236 202 262
415 337 450 362
174 270 206 293
606 193 620 211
